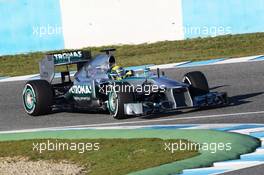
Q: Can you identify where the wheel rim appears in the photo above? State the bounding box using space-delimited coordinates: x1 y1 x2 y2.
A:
183 76 192 85
108 91 118 114
23 85 36 113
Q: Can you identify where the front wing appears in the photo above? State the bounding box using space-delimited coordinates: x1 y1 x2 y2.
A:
124 91 228 116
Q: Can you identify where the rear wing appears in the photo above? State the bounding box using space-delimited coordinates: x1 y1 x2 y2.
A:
39 50 91 83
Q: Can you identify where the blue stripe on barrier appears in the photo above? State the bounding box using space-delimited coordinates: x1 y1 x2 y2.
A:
215 125 264 132
144 125 197 130
240 154 264 161
252 56 264 61
181 169 228 175
177 59 224 67
250 131 264 138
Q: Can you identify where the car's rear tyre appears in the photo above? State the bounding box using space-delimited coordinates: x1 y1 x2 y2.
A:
22 80 53 116
107 83 134 119
183 71 209 97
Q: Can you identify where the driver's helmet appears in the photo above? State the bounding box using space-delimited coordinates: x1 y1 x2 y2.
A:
110 66 126 80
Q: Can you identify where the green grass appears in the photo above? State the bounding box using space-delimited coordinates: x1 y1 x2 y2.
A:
1 32 264 76
0 129 260 175
0 138 198 175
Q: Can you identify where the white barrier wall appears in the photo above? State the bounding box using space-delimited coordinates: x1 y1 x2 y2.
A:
1 0 264 55
60 0 184 49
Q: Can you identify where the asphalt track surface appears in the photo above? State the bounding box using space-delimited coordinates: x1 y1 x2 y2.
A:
223 164 264 175
0 61 264 131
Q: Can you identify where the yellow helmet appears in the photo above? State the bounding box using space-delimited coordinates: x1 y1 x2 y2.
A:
111 66 126 80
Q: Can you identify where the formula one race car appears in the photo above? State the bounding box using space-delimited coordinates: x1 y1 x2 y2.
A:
22 49 228 119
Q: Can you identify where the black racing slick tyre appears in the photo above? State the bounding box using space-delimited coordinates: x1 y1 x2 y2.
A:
107 83 134 119
22 80 53 116
183 71 209 97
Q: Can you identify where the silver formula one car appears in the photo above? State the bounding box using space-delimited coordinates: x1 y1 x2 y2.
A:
22 49 228 119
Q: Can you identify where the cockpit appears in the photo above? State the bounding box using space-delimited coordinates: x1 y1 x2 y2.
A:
74 54 116 83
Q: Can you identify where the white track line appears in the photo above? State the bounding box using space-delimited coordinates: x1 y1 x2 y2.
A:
1 111 264 134
213 55 262 65
149 61 189 69
0 74 39 82
51 110 264 128
213 161 263 168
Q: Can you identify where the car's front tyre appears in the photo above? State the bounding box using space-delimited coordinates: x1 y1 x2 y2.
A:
183 71 209 97
107 83 134 119
22 80 53 116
